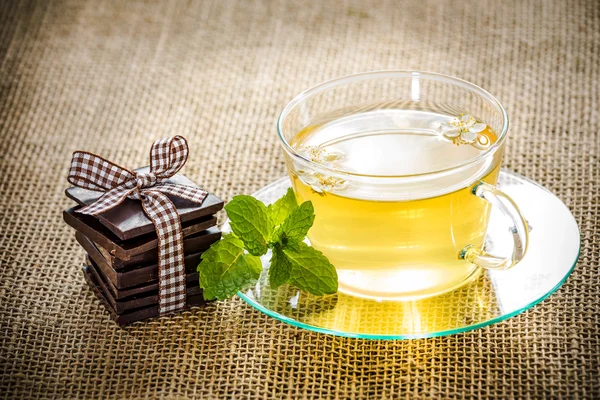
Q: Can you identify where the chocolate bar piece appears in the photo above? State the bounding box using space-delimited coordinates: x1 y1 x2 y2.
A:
64 206 217 260
79 230 216 289
104 269 199 300
86 247 200 292
87 260 201 313
76 228 221 270
82 265 209 327
66 167 224 240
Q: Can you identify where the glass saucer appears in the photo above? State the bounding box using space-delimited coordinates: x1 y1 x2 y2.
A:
227 170 580 339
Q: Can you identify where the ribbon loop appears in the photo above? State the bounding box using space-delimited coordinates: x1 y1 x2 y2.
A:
68 152 134 191
68 136 207 314
149 136 189 179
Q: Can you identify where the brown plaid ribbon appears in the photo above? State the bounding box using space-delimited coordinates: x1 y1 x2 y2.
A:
68 136 207 314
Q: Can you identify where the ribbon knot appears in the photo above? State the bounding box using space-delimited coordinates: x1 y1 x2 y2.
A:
135 172 157 189
68 136 207 314
129 172 158 200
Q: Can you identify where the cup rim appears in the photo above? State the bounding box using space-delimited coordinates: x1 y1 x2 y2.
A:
276 70 509 179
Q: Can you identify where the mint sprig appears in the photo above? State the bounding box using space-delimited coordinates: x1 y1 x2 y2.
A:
197 188 338 300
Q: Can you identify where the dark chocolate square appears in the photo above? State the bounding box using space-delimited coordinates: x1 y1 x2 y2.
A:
77 229 218 289
102 270 199 300
75 227 220 270
87 259 202 314
82 265 210 327
64 206 217 260
66 167 224 240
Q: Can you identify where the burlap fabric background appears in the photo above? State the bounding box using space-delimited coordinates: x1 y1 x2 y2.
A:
1 0 598 398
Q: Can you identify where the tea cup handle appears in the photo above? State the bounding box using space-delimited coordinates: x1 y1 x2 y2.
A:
459 182 529 270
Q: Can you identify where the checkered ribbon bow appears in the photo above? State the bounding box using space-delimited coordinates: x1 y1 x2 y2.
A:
68 136 207 314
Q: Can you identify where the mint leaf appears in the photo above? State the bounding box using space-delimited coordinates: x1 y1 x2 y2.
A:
274 201 315 244
225 195 272 256
267 187 298 228
269 246 291 288
198 190 339 300
197 234 262 300
282 241 338 295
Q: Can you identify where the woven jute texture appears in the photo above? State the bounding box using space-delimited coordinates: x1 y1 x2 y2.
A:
1 0 598 398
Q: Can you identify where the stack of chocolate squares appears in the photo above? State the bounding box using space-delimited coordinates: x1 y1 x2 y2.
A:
63 169 223 326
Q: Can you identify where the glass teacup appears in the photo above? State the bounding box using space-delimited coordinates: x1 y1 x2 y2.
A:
277 71 529 301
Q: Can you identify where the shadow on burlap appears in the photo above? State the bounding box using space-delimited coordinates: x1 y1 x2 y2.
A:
0 0 598 398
